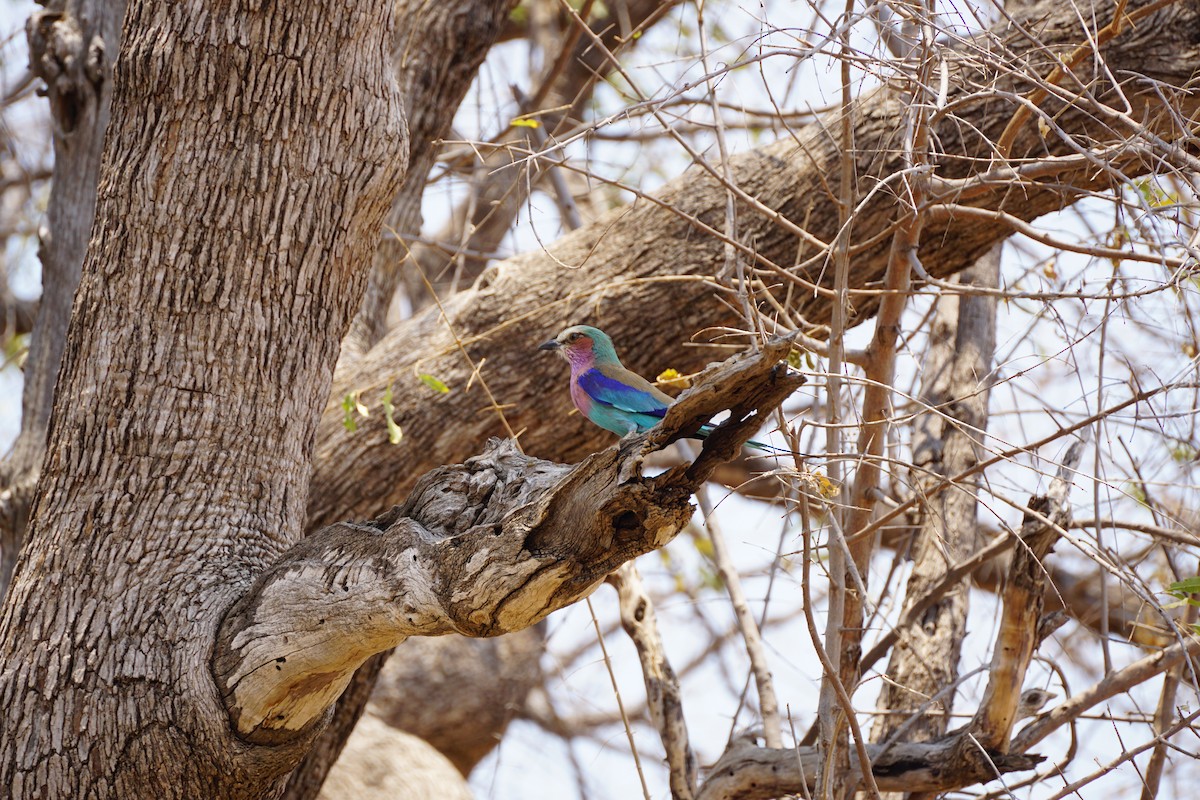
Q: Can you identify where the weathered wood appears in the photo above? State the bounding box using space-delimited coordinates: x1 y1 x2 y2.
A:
316 715 471 800
695 733 1044 800
215 337 803 745
966 439 1086 751
610 563 697 800
874 248 999 743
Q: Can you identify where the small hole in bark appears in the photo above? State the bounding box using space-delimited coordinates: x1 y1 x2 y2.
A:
614 511 639 531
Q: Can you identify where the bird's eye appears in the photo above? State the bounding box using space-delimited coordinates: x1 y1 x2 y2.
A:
567 332 580 342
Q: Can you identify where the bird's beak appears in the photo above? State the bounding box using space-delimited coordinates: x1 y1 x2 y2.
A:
538 339 561 351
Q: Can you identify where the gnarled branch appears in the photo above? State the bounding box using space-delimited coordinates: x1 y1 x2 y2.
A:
214 337 803 744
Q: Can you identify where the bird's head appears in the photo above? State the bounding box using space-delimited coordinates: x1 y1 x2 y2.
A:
538 324 619 367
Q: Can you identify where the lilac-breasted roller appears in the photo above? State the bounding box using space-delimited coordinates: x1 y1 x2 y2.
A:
539 324 783 452
539 325 671 436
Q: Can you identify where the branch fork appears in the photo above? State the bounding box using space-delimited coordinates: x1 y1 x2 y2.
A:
213 336 804 744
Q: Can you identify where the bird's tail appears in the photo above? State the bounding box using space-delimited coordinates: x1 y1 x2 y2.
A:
696 424 791 456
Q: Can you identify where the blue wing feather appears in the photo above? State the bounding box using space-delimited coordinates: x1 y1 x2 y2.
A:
577 369 669 417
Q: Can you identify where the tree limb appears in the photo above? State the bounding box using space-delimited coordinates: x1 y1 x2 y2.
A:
694 732 1044 800
966 437 1086 751
215 337 803 744
309 0 1200 533
609 563 697 800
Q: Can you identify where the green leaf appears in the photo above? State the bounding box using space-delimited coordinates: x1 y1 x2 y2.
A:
341 394 359 433
1169 441 1197 463
698 565 724 592
1168 576 1200 596
419 373 450 393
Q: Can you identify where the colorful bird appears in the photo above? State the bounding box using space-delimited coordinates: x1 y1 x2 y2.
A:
539 324 783 452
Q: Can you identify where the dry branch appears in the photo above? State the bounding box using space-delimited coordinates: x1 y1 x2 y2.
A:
874 250 999 742
695 733 1044 800
609 563 697 800
214 338 803 744
967 438 1086 751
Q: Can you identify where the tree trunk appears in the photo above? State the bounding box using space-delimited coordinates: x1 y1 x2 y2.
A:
874 247 999 744
0 0 407 795
339 0 517 363
0 0 124 596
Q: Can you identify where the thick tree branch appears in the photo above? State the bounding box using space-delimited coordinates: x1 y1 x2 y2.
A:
609 563 697 800
695 732 1044 800
365 627 544 775
874 249 999 742
1 0 124 596
397 0 682 315
309 0 1200 533
339 0 518 364
215 338 803 745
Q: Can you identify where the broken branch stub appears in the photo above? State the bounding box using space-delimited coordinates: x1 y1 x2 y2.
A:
212 336 803 744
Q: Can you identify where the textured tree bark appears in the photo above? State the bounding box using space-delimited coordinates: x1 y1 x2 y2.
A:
0 0 124 597
289 1 520 789
0 1 407 796
874 247 999 744
309 0 1200 530
391 0 683 317
694 734 1043 800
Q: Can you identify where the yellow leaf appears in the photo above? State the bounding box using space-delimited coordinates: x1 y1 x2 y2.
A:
656 368 691 389
812 472 839 499
510 118 540 129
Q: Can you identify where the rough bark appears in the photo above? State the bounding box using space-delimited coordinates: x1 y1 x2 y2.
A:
213 338 803 746
0 1 408 796
694 733 1043 800
0 0 124 596
310 0 1200 531
289 1 520 789
874 247 999 743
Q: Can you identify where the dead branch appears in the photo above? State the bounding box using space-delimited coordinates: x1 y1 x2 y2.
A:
214 338 802 744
